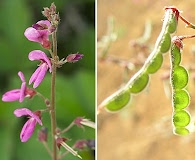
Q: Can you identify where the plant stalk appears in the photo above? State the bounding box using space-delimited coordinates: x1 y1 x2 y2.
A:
51 30 58 160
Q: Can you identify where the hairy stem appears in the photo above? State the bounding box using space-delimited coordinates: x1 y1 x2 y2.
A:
51 30 58 160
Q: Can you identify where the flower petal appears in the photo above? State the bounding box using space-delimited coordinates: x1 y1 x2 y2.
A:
28 50 52 71
14 108 42 125
20 118 37 142
33 64 48 88
36 20 51 29
19 82 26 102
28 50 47 61
18 71 25 82
14 108 33 117
2 89 21 102
29 66 41 85
24 27 42 43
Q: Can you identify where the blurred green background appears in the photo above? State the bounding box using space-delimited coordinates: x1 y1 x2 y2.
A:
0 0 95 160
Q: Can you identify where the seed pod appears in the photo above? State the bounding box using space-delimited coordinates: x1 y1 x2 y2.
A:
99 87 131 112
172 66 188 89
173 89 190 110
173 110 191 127
129 73 149 94
146 52 163 74
174 127 190 136
159 33 171 53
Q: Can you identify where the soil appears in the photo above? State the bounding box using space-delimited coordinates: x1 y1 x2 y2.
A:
97 0 195 160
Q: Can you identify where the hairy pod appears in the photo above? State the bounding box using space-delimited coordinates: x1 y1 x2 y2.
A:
99 7 180 113
99 87 131 112
170 36 191 135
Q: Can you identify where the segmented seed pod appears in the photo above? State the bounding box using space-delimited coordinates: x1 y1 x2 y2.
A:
172 66 188 89
99 87 131 112
173 110 191 127
128 73 149 94
170 35 191 135
99 7 180 113
173 89 190 110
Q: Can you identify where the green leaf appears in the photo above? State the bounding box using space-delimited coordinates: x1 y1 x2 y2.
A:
146 53 163 74
172 66 188 89
173 89 190 110
129 73 149 94
173 110 191 127
100 87 131 112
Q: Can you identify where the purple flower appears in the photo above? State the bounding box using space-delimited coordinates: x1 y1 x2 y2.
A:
29 50 52 88
14 108 42 142
66 53 84 63
24 20 51 49
2 71 36 102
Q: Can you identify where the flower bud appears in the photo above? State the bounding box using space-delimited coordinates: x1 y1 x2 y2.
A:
38 127 48 142
66 53 83 63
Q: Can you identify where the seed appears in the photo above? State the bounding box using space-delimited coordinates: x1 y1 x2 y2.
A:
129 73 149 94
146 53 163 74
159 33 171 53
172 66 188 89
174 127 190 136
171 45 181 67
173 110 191 127
99 87 131 112
173 89 190 110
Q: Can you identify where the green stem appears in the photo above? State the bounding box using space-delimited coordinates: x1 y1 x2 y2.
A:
51 31 58 160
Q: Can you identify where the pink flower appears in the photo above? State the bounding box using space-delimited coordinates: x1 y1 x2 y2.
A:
24 20 51 49
2 72 36 102
29 50 52 88
14 108 42 142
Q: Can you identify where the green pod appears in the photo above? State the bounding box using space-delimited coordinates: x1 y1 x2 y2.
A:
100 87 131 112
171 44 181 67
129 73 149 94
172 66 188 89
146 53 163 74
159 33 171 53
173 89 190 110
167 13 178 33
173 110 191 127
174 127 190 136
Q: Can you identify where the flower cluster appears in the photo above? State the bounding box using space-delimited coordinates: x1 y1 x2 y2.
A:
1 13 53 143
1 3 87 160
